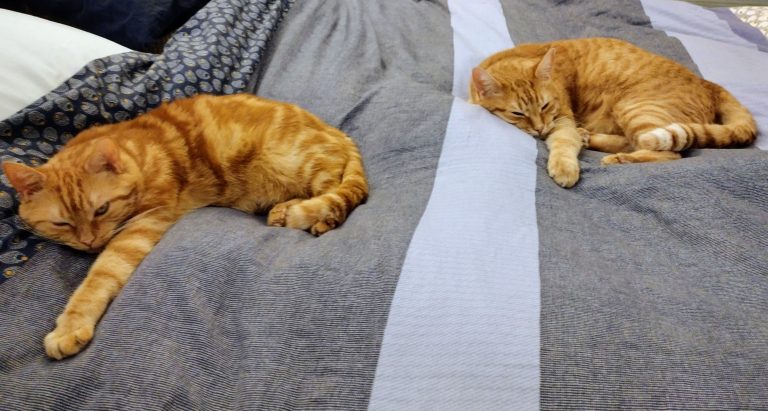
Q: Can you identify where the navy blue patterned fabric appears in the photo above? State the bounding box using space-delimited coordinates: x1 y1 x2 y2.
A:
0 0 293 283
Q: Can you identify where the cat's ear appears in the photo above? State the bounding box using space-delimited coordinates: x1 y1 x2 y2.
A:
536 47 556 81
472 67 503 99
3 162 46 201
86 139 123 174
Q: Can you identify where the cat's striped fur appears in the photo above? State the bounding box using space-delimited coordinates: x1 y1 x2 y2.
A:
469 37 757 187
3 93 368 359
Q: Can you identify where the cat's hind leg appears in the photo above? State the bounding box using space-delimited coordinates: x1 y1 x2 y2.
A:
267 153 368 236
601 150 681 165
613 102 697 152
601 104 684 165
635 124 695 151
267 173 344 236
581 128 632 154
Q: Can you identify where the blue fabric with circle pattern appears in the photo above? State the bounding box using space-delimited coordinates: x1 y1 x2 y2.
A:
0 0 293 283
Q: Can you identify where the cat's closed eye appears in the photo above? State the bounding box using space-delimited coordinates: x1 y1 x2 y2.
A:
52 221 72 228
94 202 110 217
541 102 550 110
509 111 525 117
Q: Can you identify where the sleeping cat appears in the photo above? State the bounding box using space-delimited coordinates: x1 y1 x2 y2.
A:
3 93 368 359
469 37 757 187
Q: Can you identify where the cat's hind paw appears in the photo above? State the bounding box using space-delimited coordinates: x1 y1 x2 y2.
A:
601 153 630 165
310 219 337 236
269 198 343 236
44 322 94 360
267 199 303 227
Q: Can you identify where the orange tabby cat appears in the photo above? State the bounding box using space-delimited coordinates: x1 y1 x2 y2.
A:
469 37 757 187
2 93 368 359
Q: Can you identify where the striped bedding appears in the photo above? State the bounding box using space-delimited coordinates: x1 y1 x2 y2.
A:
1 0 767 409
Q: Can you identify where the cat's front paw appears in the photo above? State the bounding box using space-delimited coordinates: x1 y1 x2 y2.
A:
44 314 95 360
547 156 580 188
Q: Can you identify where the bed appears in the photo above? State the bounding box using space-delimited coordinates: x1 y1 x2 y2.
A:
1 0 767 409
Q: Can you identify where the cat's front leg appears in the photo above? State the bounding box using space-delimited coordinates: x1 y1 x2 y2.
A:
44 211 179 359
545 122 583 188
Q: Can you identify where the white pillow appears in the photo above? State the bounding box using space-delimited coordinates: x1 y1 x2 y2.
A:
0 8 131 120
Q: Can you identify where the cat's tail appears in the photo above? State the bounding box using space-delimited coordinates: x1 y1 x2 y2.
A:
636 85 757 151
272 144 369 236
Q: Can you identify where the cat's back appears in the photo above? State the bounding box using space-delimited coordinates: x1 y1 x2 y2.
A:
163 93 330 138
483 37 700 86
153 94 281 133
553 38 701 87
60 94 343 169
174 93 281 123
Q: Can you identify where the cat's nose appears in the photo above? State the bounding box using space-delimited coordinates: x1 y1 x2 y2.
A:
530 128 546 137
78 232 96 247
536 125 551 138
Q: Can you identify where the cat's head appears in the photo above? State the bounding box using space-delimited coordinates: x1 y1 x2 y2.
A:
471 48 561 139
3 137 141 252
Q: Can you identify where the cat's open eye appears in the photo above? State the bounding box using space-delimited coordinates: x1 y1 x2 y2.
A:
94 202 110 217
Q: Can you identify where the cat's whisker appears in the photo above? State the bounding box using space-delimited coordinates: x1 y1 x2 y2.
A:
17 222 51 241
26 227 71 248
25 227 45 238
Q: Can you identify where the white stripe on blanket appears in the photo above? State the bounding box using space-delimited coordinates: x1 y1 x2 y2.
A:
368 0 541 409
642 0 768 150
